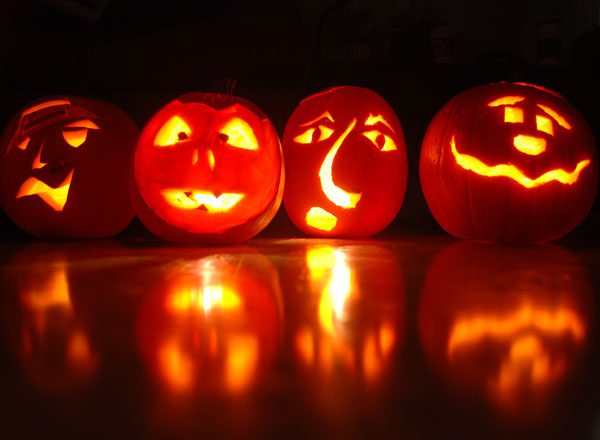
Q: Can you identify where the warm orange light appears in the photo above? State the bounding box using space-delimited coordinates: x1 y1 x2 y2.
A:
451 136 590 188
447 304 586 356
537 104 571 130
62 129 89 148
300 111 335 127
536 115 554 136
207 149 215 170
305 206 337 231
513 135 547 156
488 96 525 107
161 189 244 212
293 125 334 144
220 117 259 150
22 99 71 116
363 130 397 152
17 137 30 150
64 119 100 130
319 119 362 208
158 341 193 392
225 334 259 392
365 114 394 132
504 106 524 124
16 170 74 211
155 115 192 147
32 147 46 170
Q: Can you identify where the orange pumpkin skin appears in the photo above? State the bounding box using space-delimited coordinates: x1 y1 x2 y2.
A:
420 82 598 243
282 86 407 237
132 93 284 244
0 96 138 238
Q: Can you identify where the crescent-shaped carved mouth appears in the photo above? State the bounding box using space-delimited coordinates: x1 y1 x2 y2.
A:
451 136 591 188
16 171 74 211
161 189 244 212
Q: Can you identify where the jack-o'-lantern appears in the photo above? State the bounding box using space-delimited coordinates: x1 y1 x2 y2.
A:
419 242 593 416
7 249 99 393
132 93 284 243
282 86 407 237
420 82 598 242
0 97 138 238
136 253 282 395
283 241 404 398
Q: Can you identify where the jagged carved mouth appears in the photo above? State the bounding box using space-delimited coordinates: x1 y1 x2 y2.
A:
16 171 74 211
161 189 244 212
451 136 591 188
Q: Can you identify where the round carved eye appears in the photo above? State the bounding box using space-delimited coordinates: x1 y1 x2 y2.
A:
363 130 397 152
155 116 192 147
293 125 334 144
219 118 258 150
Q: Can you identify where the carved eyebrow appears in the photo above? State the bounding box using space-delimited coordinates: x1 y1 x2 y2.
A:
63 119 100 130
300 111 335 127
488 96 525 107
537 104 571 130
22 99 71 116
365 114 394 132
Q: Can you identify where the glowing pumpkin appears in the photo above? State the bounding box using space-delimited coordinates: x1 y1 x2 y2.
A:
136 252 282 395
283 242 404 393
0 97 138 238
282 86 407 237
420 82 598 243
419 242 592 415
132 93 284 243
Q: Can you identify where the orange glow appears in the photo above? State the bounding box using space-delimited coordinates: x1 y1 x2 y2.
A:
207 149 215 170
447 304 586 356
513 135 547 156
225 335 259 392
536 114 554 136
67 330 95 367
319 118 362 208
305 206 337 231
451 136 590 188
17 137 30 150
363 130 397 152
488 96 525 107
537 104 571 130
16 170 74 211
161 189 244 212
155 115 191 147
19 261 71 315
365 114 394 132
32 147 46 170
22 99 71 117
300 111 335 127
293 125 334 144
62 129 88 148
158 341 193 392
504 106 524 123
220 117 258 150
64 119 100 130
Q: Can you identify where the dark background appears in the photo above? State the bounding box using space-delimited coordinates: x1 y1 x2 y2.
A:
1 0 599 241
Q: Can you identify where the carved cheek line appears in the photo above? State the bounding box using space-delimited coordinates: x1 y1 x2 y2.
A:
450 136 591 188
16 171 74 212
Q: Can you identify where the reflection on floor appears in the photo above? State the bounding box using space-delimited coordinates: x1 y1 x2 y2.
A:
0 237 598 438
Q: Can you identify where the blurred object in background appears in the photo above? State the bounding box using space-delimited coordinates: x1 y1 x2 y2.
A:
43 0 111 22
431 25 454 64
536 19 563 66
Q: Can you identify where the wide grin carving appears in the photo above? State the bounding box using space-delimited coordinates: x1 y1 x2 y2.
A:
16 171 74 211
450 136 591 189
161 189 244 212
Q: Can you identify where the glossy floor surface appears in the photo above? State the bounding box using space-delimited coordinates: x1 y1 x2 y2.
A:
1 236 599 439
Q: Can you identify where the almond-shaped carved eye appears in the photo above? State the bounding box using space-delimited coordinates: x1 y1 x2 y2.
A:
293 125 334 144
62 119 100 148
220 117 258 150
363 130 397 152
155 116 192 147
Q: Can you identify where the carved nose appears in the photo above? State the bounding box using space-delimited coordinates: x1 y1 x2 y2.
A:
191 148 215 171
513 135 546 156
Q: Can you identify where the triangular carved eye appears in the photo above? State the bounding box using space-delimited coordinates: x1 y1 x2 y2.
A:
155 116 191 147
219 118 258 150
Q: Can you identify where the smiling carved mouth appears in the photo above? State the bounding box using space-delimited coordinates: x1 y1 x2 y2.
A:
450 136 591 189
161 189 244 212
16 170 74 211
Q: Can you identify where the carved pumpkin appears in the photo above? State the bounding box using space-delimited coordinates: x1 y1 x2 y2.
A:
132 93 284 243
419 242 592 415
282 86 407 237
420 82 598 243
284 243 404 392
136 252 282 395
0 97 138 238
